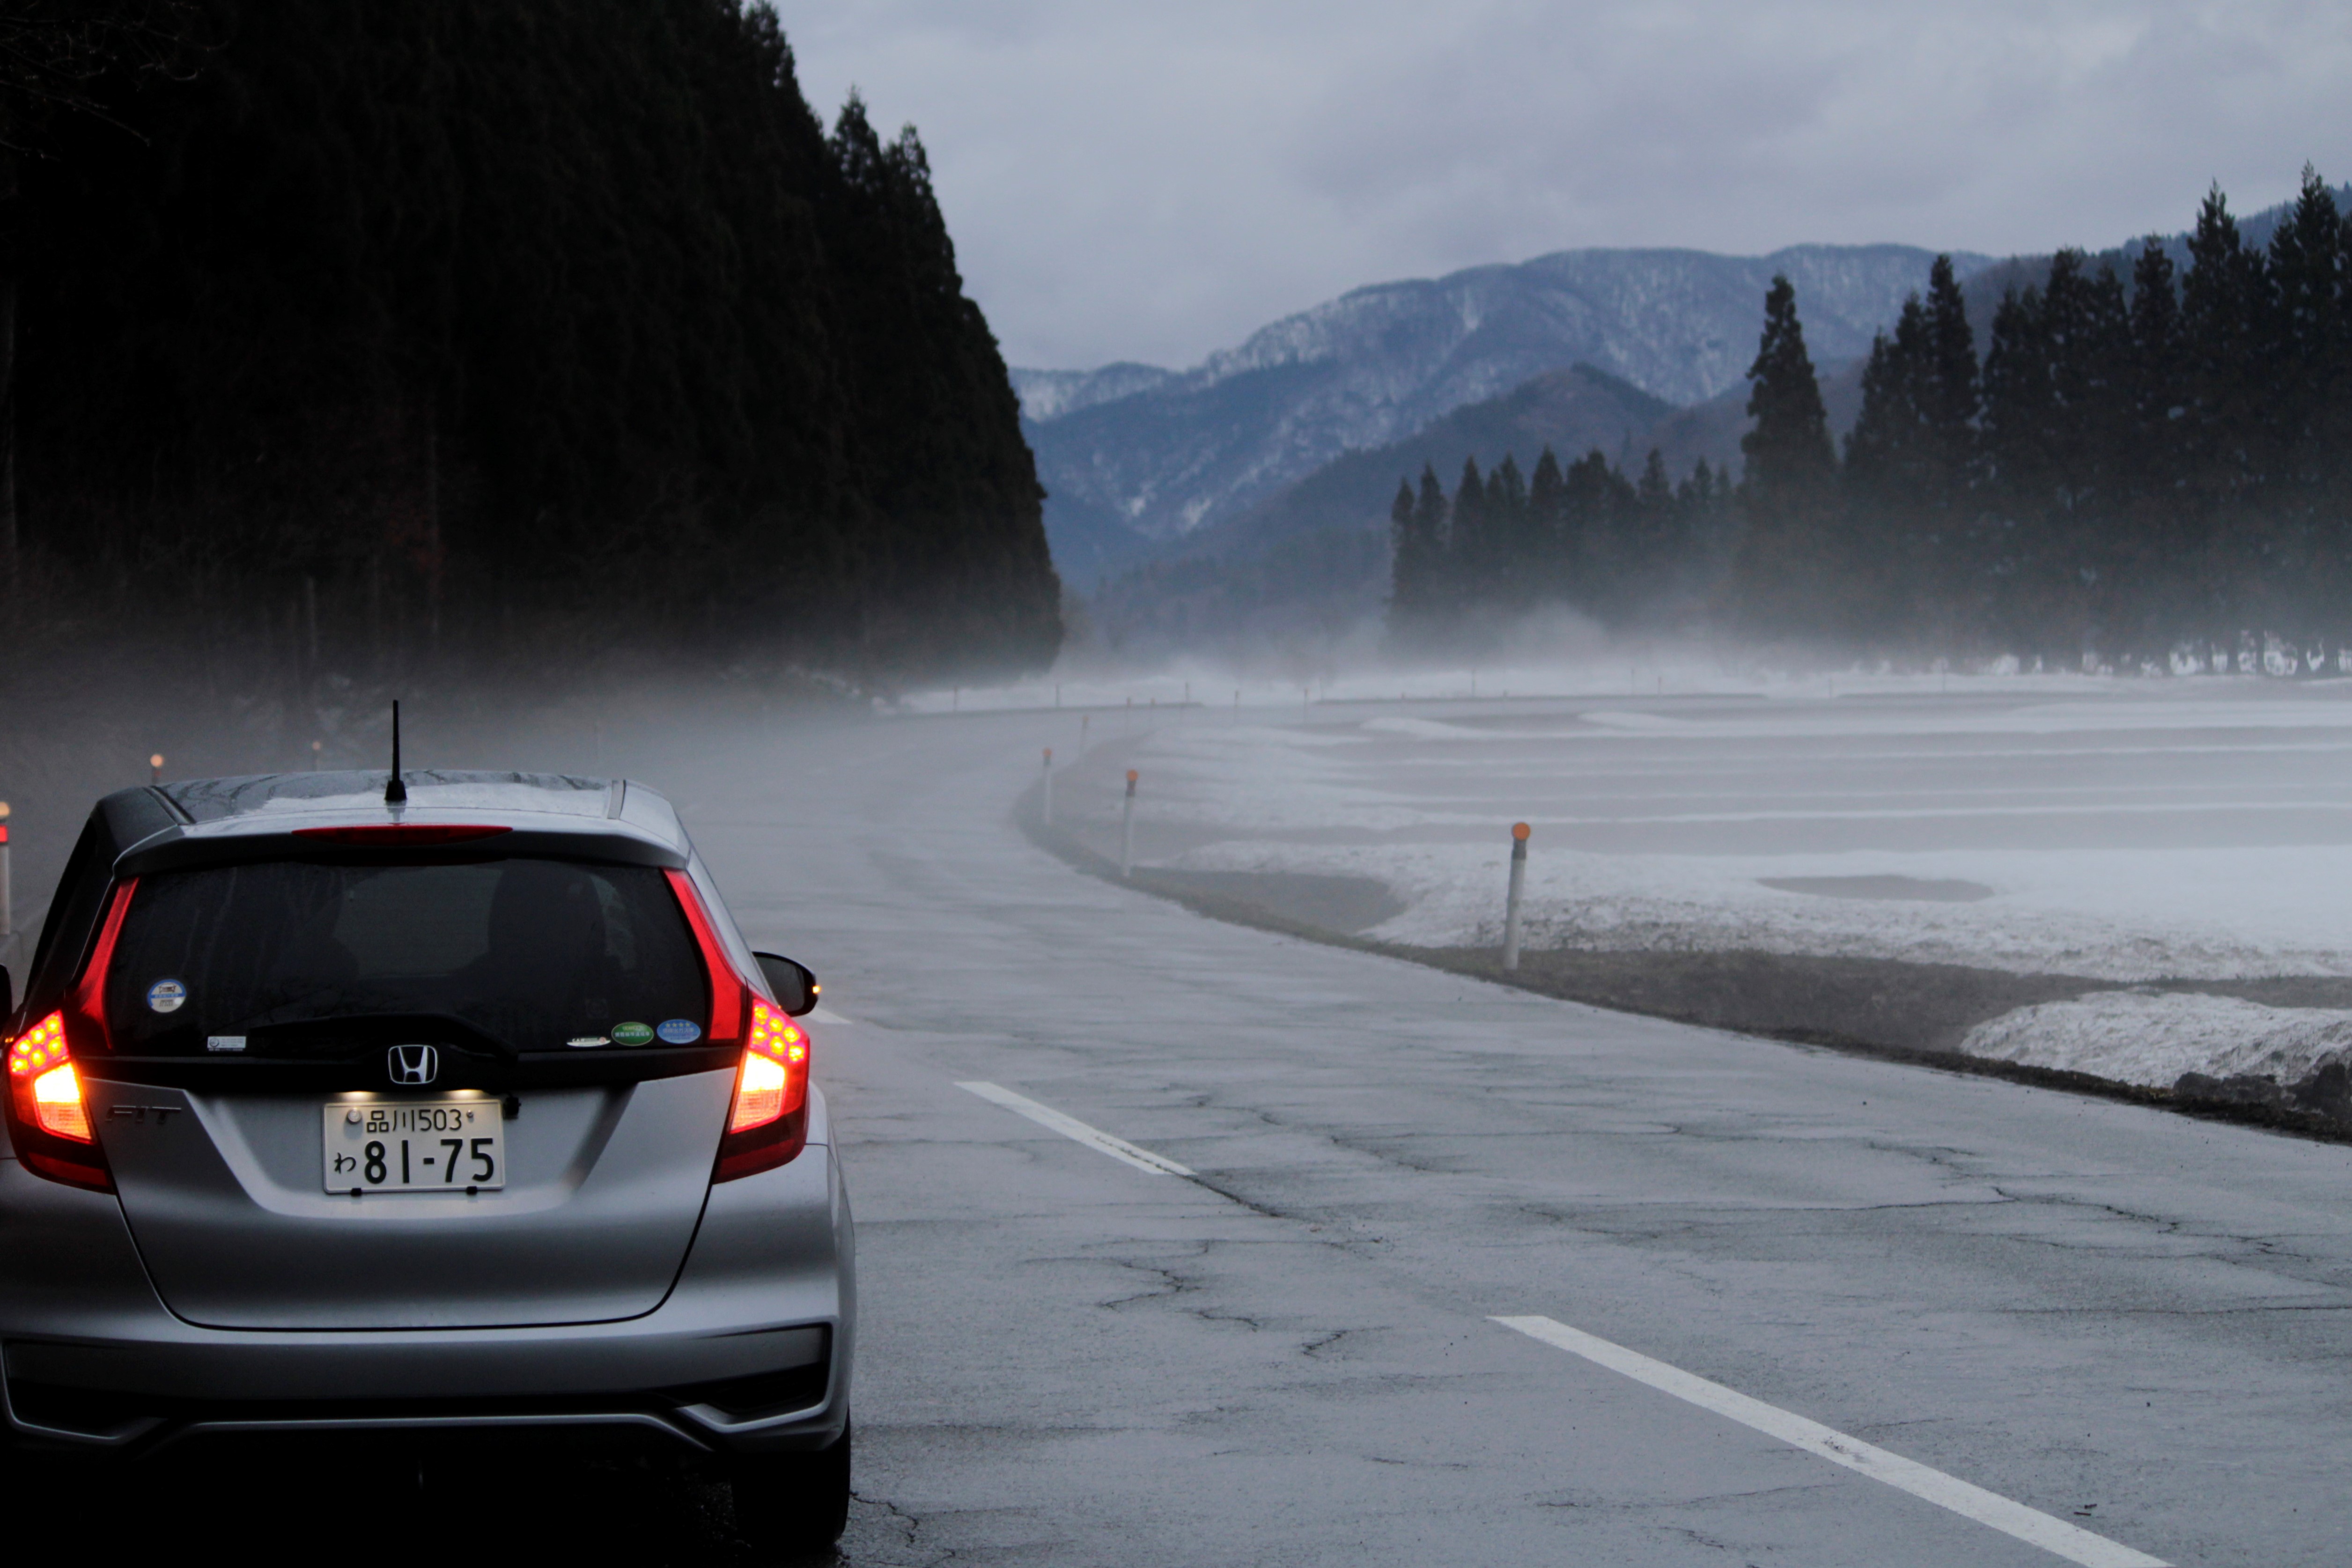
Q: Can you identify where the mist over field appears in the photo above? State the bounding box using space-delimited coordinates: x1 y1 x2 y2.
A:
910 638 2352 1123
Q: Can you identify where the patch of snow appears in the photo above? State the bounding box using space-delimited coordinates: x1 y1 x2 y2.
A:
1961 992 2352 1089
1159 838 2352 982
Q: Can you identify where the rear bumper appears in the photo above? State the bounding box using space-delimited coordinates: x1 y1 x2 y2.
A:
0 1120 855 1462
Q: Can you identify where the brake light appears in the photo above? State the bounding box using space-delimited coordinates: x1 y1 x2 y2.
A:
659 869 812 1179
7 1010 69 1080
71 877 138 1053
730 1001 810 1134
7 1010 111 1190
30 1064 91 1141
5 881 134 1192
9 1011 94 1145
292 824 513 845
8 1010 92 1138
665 869 744 1044
714 994 812 1181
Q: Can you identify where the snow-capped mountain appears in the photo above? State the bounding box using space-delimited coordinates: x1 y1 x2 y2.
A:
1019 243 1995 582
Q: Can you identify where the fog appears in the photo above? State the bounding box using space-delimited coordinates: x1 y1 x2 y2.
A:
16 622 2352 1107
7 621 2349 1561
909 635 2352 1104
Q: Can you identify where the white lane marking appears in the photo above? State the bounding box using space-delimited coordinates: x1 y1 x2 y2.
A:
956 1082 1194 1177
1493 1316 2168 1568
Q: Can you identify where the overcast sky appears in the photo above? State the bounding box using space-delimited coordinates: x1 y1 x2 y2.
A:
783 2 2352 374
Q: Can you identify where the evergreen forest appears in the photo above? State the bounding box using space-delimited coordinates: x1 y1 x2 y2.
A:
2 0 1061 685
1393 170 2352 673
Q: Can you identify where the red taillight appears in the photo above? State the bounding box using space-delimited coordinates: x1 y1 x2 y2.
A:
664 869 812 1180
8 1012 92 1139
6 1010 71 1082
665 869 743 1044
714 999 811 1180
5 877 134 1190
72 877 138 1054
729 1001 810 1134
30 1063 92 1141
6 1009 111 1191
291 824 513 846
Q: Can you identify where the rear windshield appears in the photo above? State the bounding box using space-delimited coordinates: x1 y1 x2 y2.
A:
103 858 708 1055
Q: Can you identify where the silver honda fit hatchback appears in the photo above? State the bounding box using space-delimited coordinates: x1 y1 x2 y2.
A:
0 769 854 1555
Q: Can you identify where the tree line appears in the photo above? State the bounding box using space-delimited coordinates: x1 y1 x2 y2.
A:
5 0 1060 684
1394 168 2352 671
1388 448 1732 638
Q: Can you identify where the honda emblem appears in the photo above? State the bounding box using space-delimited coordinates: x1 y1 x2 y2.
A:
387 1044 439 1086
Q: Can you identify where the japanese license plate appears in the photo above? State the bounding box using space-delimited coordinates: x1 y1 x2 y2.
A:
323 1100 507 1193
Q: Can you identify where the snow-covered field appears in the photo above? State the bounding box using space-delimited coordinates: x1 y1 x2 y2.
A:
1017 673 2352 1091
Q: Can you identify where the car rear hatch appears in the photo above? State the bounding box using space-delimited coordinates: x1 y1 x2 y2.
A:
79 827 740 1330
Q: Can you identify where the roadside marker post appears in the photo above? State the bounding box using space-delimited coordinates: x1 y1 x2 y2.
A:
0 802 12 941
1040 749 1054 827
1503 821 1531 970
1121 770 1138 878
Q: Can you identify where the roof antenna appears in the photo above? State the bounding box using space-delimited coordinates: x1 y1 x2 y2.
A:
385 700 407 805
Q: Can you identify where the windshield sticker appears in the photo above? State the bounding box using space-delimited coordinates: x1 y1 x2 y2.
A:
656 1018 702 1045
206 1035 247 1053
611 1021 655 1047
147 979 188 1014
566 1035 612 1049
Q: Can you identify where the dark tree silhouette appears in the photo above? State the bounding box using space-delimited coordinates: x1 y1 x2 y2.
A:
12 0 1058 680
1732 275 1837 633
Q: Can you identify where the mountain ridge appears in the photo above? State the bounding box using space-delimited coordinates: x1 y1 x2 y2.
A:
1017 242 1995 582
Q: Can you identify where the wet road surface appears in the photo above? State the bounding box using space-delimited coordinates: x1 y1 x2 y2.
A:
667 707 2352 1567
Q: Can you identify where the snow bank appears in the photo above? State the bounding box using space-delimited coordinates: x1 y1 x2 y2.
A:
1961 991 2352 1090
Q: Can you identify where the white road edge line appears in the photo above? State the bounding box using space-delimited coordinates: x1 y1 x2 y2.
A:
1492 1316 2168 1568
956 1082 1194 1177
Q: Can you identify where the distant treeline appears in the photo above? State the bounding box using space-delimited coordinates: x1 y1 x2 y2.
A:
1394 169 2352 670
1387 449 1733 636
6 0 1059 681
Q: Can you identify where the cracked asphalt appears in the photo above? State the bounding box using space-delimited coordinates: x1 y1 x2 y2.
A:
677 708 2350 1564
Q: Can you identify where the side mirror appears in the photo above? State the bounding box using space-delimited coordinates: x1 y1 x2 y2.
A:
0 964 11 1025
752 952 819 1018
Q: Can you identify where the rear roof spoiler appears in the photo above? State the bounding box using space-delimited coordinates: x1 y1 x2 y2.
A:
114 822 688 878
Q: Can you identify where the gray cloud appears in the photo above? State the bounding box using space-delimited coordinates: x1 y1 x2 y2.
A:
784 1 2352 371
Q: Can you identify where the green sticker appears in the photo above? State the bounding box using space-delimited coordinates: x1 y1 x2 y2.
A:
611 1021 656 1047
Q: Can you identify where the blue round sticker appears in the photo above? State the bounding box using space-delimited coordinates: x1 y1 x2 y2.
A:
656 1018 702 1045
147 979 188 1014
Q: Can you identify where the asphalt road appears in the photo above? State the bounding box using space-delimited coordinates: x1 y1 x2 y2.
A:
637 706 2352 1568
28 701 2341 1566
